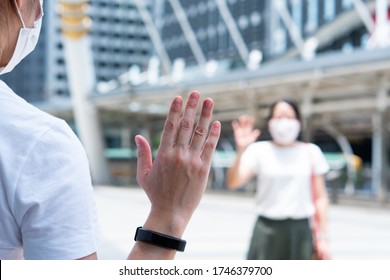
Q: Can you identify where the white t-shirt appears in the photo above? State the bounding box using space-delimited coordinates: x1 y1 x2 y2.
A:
241 141 329 220
0 80 102 260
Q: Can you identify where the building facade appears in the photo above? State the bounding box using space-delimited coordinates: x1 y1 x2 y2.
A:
156 0 369 67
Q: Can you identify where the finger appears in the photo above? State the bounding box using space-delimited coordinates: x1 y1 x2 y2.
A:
247 116 255 126
190 98 214 151
241 115 254 127
239 115 250 125
135 135 153 186
231 120 239 130
252 129 261 139
200 121 221 164
175 91 200 147
159 96 183 149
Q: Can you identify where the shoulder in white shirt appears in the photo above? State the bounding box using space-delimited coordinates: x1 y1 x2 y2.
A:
0 80 101 260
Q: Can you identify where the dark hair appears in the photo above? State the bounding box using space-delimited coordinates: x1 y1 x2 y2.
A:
266 99 301 123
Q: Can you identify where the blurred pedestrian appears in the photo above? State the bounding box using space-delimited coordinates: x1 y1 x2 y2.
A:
227 99 330 260
0 0 221 260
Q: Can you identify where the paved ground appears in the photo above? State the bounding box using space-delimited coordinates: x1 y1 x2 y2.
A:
94 186 390 260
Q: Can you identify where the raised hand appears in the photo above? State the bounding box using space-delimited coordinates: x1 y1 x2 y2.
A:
134 91 221 239
231 115 261 153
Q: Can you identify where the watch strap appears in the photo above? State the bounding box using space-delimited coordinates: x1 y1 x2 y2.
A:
134 226 186 252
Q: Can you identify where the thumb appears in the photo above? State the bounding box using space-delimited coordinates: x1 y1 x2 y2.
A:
253 129 261 139
135 135 152 185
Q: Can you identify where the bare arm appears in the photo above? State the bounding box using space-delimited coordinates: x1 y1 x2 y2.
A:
314 174 331 259
128 92 221 259
78 92 221 260
226 115 260 190
226 149 255 189
314 175 329 238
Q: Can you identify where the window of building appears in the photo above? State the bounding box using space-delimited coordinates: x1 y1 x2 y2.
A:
217 21 227 34
250 11 262 27
56 43 63 50
342 0 354 10
238 15 249 30
360 33 370 49
56 74 65 80
207 25 217 38
56 90 66 96
342 41 354 53
187 4 197 17
273 27 287 55
291 0 302 32
178 35 187 46
208 1 216 11
305 0 318 33
197 28 207 41
198 2 207 15
56 58 65 65
324 0 336 21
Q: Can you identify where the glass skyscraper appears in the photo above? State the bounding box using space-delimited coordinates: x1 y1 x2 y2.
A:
157 0 368 67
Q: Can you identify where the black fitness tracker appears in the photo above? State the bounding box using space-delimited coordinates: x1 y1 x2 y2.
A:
134 226 187 252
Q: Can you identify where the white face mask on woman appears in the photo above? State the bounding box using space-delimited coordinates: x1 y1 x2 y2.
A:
269 118 300 146
0 0 43 75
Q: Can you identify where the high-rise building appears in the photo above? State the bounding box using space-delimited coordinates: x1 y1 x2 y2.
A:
156 0 368 67
2 0 152 102
156 0 266 65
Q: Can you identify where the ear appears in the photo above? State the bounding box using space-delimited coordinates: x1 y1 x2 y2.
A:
14 0 23 9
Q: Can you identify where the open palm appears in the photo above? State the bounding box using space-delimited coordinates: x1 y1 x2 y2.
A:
232 115 261 152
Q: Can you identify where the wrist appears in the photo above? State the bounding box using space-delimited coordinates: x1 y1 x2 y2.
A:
236 146 247 154
318 235 330 242
143 209 189 239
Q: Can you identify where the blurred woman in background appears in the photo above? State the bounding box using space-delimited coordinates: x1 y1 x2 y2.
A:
227 99 330 260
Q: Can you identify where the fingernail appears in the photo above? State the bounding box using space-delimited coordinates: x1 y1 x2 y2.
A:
204 98 213 108
190 91 200 100
172 97 183 109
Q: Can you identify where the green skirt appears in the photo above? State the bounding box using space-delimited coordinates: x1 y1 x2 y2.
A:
247 216 313 260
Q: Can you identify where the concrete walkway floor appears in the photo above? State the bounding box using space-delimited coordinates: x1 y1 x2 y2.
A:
94 186 390 260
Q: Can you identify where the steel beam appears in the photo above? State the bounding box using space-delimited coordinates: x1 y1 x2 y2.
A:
273 2 377 62
168 0 207 66
375 0 390 47
373 75 389 203
301 85 314 142
321 123 356 195
134 0 172 75
274 0 306 58
371 111 388 203
215 0 250 65
352 0 375 33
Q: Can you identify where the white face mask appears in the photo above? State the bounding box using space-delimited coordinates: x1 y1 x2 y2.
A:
269 118 300 146
0 0 43 75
